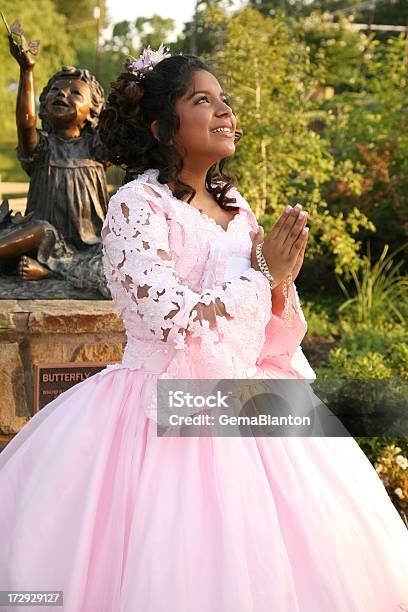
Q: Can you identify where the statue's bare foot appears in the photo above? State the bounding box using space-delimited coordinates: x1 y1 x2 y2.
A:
18 256 51 280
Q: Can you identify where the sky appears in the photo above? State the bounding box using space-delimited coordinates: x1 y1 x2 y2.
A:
105 0 245 39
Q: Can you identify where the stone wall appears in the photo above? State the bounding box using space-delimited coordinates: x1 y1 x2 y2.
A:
0 299 126 451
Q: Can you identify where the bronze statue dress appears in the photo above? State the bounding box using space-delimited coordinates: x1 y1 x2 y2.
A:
18 128 108 249
0 20 111 297
5 127 111 298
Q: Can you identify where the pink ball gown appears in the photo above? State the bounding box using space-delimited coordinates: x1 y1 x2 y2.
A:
1 168 407 612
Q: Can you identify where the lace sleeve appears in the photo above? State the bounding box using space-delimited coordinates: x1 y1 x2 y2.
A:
102 183 272 351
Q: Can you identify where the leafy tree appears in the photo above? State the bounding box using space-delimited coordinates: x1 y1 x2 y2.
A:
53 0 98 45
249 0 407 26
321 33 408 259
103 15 176 56
298 11 373 91
108 20 135 55
248 0 365 19
135 16 176 51
373 0 408 26
175 0 234 55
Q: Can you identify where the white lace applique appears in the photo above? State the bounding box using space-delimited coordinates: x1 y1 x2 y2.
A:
101 171 273 358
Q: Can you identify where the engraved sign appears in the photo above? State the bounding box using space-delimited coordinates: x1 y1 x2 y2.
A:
33 362 115 412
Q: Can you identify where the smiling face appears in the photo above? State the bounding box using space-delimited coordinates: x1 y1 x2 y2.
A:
45 78 92 130
172 70 237 168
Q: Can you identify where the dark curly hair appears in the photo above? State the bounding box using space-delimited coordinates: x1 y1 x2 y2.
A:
39 66 105 133
98 53 242 210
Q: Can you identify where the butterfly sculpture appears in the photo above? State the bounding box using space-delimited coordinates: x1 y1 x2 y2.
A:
1 11 40 55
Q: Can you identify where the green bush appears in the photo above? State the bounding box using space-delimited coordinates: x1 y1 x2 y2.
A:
324 320 407 377
336 242 408 326
299 300 339 339
306 295 407 523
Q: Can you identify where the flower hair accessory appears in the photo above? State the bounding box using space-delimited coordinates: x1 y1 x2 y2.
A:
125 43 171 81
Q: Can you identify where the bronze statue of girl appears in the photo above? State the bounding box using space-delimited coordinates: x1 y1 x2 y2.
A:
0 20 110 297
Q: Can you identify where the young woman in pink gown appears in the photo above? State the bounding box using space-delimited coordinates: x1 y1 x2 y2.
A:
1 49 408 612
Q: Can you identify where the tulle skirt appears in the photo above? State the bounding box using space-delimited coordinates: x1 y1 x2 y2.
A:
1 367 408 611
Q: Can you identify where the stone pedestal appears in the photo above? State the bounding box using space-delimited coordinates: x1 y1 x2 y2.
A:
0 299 126 451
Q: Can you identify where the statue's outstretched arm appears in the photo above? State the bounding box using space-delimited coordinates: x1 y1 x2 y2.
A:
9 35 38 156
